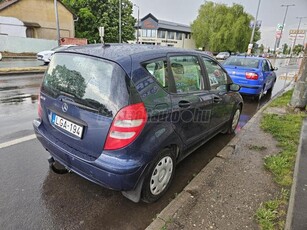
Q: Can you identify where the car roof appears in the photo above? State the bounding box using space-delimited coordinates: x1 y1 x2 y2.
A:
62 43 195 60
57 43 211 74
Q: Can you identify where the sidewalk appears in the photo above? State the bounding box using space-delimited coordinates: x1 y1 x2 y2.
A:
146 89 306 230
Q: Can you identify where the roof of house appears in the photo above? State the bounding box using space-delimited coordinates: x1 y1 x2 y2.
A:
0 0 75 16
139 13 191 33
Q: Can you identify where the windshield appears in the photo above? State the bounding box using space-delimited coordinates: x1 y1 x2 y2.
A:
42 53 129 117
223 57 260 68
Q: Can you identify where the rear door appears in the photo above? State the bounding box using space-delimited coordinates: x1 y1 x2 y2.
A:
40 53 130 160
262 59 275 91
168 54 213 146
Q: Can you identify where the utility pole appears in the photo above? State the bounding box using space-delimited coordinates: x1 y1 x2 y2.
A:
119 0 122 43
247 0 261 55
133 4 140 44
291 17 307 56
54 0 61 46
273 4 295 54
290 43 307 110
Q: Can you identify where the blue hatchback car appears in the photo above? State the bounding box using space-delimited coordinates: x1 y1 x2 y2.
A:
33 44 243 203
223 56 277 99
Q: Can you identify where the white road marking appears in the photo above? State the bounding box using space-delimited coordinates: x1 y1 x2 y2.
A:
0 134 36 149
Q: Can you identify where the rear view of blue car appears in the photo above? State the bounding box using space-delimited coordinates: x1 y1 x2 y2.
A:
33 44 243 203
223 56 277 99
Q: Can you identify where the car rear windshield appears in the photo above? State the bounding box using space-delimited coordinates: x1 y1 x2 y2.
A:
223 57 259 68
42 53 129 117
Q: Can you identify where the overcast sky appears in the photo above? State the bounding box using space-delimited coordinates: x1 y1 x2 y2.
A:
130 0 307 49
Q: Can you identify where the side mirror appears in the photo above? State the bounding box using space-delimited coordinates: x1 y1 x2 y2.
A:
229 83 241 92
273 67 278 71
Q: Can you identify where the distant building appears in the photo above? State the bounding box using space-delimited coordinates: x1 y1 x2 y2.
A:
0 0 75 39
132 13 195 49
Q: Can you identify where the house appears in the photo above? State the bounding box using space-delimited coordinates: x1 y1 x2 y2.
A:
132 13 195 49
0 0 75 39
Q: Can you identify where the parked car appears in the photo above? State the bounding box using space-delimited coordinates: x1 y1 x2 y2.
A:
216 52 230 60
223 56 277 100
36 45 76 64
33 44 243 203
202 50 214 57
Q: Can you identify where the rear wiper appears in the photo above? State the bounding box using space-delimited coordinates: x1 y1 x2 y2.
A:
59 90 76 98
60 98 99 112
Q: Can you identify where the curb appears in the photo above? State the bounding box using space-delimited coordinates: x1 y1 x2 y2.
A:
146 86 294 230
285 118 307 230
0 67 46 76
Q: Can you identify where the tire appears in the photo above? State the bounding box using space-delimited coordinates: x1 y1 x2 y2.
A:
227 105 241 134
267 81 275 94
254 86 264 101
141 148 176 203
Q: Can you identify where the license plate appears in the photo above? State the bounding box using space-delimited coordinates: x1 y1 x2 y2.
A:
51 113 83 138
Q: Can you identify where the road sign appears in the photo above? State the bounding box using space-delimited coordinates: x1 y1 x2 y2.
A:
277 24 284 31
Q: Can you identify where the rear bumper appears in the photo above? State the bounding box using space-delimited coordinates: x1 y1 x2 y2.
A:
239 84 263 95
33 119 147 191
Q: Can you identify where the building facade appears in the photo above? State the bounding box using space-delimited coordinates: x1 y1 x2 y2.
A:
0 0 75 39
133 14 195 49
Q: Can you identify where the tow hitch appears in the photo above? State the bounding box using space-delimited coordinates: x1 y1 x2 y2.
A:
48 157 69 174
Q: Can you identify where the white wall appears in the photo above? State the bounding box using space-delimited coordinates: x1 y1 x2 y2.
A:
0 16 26 37
0 35 57 53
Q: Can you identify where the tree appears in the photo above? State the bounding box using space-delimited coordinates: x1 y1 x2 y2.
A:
282 43 289 54
191 1 258 53
290 45 307 110
62 0 136 43
292 44 304 55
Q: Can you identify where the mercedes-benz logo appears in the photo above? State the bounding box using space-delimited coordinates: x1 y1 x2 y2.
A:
62 103 68 112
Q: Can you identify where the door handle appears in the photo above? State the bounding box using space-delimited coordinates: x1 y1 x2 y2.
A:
178 100 191 108
213 96 222 103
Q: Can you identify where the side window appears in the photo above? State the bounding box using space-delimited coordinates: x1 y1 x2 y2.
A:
202 57 229 91
169 55 202 93
263 60 270 71
267 60 273 71
144 60 168 90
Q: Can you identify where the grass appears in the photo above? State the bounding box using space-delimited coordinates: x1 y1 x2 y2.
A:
256 189 289 230
256 89 306 230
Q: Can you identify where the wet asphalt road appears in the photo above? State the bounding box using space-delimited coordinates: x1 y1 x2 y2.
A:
0 59 300 229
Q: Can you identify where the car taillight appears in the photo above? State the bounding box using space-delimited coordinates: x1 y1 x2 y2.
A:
245 72 258 80
38 93 43 119
104 103 147 150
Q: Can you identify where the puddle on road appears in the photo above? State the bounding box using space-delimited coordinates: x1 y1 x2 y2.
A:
0 93 38 104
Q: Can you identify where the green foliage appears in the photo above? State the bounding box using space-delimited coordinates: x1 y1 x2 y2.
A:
191 1 259 52
62 0 136 43
292 44 304 55
270 89 293 107
256 90 306 229
282 43 290 55
259 44 264 54
256 189 289 230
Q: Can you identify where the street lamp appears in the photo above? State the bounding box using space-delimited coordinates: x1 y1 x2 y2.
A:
119 0 122 43
133 4 140 44
291 17 307 56
247 0 261 55
273 4 295 54
54 0 61 46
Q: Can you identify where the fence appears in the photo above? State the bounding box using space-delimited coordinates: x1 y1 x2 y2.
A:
0 35 57 53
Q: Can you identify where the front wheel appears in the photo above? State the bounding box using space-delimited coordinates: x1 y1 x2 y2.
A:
141 149 175 203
